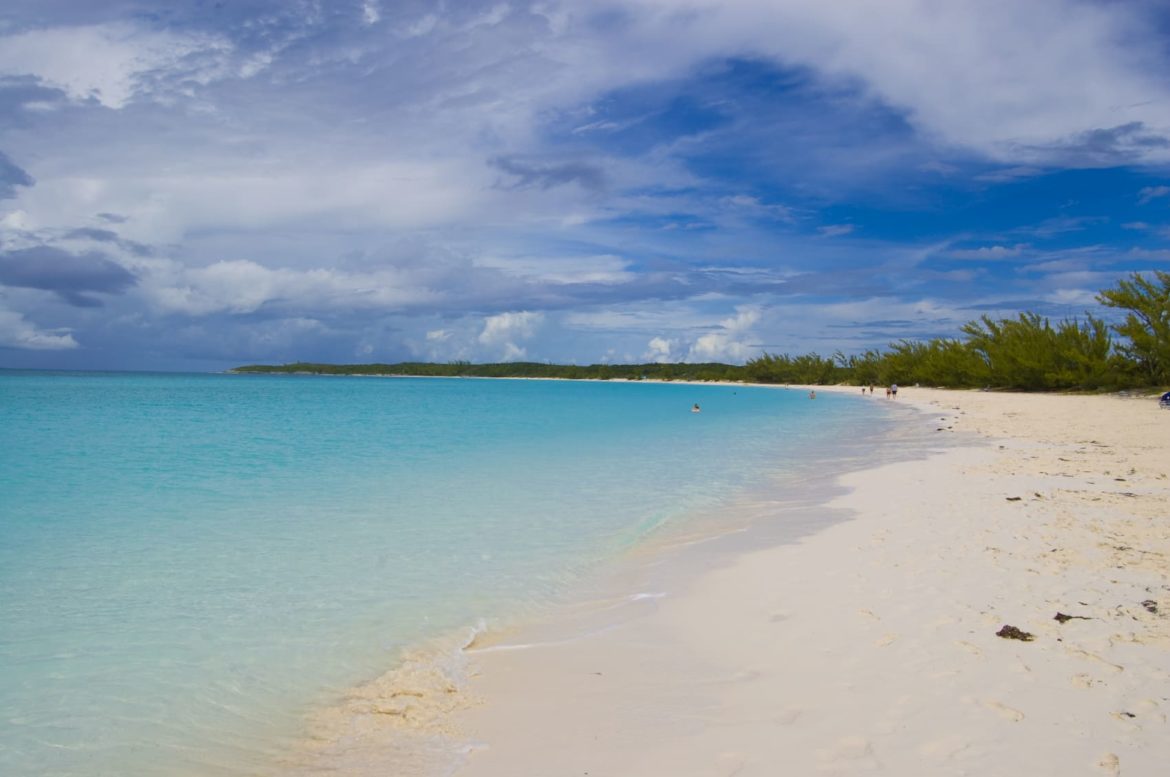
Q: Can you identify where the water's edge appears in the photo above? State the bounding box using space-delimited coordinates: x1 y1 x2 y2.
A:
275 393 955 777
1 373 935 777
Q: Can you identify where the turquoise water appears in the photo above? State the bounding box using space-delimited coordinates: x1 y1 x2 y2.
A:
0 371 887 775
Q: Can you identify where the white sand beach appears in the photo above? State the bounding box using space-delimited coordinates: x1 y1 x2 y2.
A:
449 389 1170 776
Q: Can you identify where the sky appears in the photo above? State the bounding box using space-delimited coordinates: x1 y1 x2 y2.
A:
1 0 1169 371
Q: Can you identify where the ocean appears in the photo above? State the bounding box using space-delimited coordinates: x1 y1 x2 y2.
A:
0 371 896 776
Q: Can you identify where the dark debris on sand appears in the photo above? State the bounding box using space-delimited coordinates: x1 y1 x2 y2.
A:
1054 612 1092 623
996 625 1035 641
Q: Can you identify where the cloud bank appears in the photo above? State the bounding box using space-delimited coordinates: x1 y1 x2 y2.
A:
1 0 1168 368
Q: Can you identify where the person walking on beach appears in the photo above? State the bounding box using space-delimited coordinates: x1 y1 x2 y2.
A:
890 383 898 398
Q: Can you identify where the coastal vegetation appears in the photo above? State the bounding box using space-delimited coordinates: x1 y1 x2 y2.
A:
235 272 1170 391
233 360 745 382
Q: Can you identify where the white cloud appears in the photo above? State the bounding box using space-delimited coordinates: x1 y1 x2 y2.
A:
0 1 1158 370
0 209 32 232
362 1 382 26
137 258 445 316
473 254 633 285
20 0 1153 268
402 14 439 38
948 243 1029 260
686 307 760 362
478 311 544 360
13 158 489 245
0 23 230 109
1138 185 1170 205
974 166 1044 183
0 308 78 350
621 0 1170 163
1044 287 1099 306
1126 247 1170 261
564 307 714 333
500 341 528 361
643 335 677 362
478 310 543 345
720 195 796 223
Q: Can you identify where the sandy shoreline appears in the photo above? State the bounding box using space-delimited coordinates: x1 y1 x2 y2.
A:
449 388 1170 775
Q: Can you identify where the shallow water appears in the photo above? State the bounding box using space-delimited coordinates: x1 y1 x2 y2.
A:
0 372 891 776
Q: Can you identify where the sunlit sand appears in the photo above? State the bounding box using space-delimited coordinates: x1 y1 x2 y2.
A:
451 388 1170 775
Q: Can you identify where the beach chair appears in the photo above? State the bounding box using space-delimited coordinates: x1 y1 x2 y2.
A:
1161 391 1170 409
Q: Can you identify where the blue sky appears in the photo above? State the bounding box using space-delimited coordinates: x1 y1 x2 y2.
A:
1 0 1168 370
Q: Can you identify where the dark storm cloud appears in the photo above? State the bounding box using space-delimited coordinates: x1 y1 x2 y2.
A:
65 227 120 242
65 227 154 256
0 150 34 199
0 246 137 307
1041 122 1170 166
0 77 72 129
490 155 607 191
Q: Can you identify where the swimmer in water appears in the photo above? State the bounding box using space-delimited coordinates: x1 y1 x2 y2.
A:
692 403 701 413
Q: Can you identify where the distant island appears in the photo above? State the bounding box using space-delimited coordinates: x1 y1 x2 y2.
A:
231 361 747 382
233 272 1168 393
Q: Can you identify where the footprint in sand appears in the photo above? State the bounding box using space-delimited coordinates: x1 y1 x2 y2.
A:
831 737 873 758
1009 655 1033 675
1110 710 1140 726
774 707 802 725
982 700 1025 722
955 640 983 657
1097 752 1120 775
1068 648 1125 673
1130 698 1166 723
918 736 972 763
875 634 897 647
717 752 746 776
858 608 881 621
725 669 762 684
817 736 882 771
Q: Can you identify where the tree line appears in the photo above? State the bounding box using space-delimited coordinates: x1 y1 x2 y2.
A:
232 360 746 382
234 272 1169 391
745 271 1168 390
